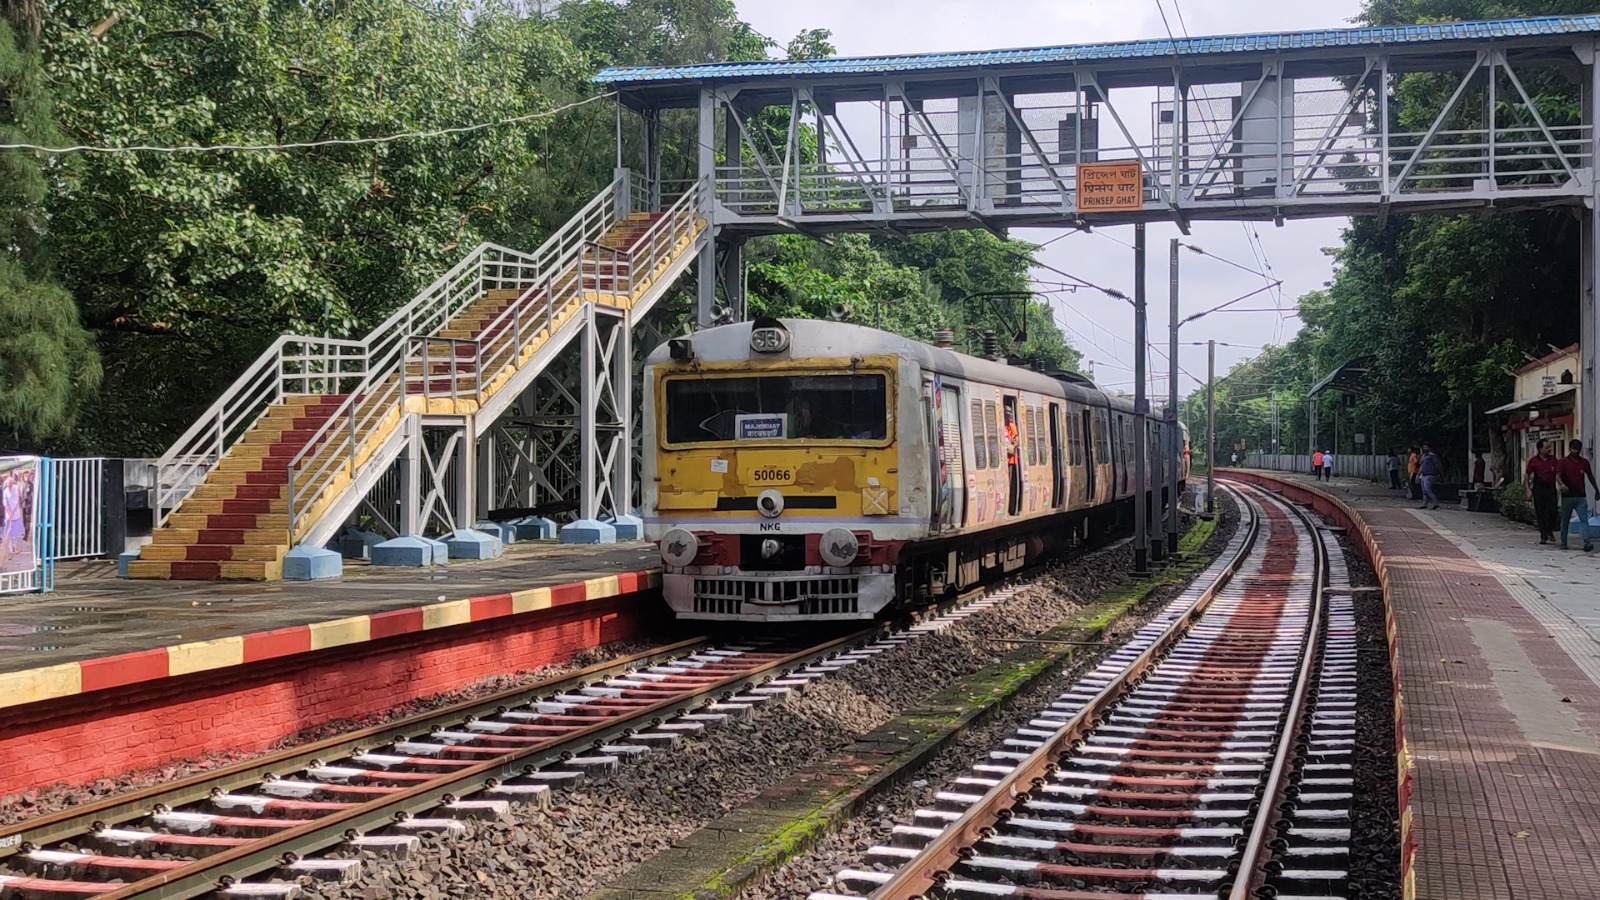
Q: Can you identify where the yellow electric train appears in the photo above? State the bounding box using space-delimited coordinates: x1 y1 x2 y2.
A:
641 317 1189 623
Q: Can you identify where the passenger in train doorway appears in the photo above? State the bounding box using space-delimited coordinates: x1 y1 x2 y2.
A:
1003 407 1021 511
1417 444 1442 510
1312 449 1323 479
1321 450 1335 482
1525 439 1560 545
1556 439 1598 553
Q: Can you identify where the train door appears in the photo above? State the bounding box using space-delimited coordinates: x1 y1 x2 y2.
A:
1080 408 1096 502
937 384 964 530
1048 402 1064 508
1001 395 1021 515
1111 413 1125 496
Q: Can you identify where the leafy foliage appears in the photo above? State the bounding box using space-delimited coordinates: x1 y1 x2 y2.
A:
7 0 1077 456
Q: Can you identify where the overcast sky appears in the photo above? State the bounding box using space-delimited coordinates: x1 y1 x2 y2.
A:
734 0 1368 397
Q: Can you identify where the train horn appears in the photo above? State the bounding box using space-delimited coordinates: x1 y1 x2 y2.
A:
828 303 851 322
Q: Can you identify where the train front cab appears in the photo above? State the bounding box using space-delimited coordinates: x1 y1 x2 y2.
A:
643 345 913 623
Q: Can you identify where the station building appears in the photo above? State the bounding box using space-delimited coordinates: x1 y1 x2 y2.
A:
1488 343 1581 473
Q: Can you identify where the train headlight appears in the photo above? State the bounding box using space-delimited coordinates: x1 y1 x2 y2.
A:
819 528 859 567
660 529 698 567
756 489 785 518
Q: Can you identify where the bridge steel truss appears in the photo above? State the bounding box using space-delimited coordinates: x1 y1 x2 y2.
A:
600 14 1600 474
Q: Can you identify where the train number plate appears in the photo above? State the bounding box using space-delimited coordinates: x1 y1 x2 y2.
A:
741 463 796 486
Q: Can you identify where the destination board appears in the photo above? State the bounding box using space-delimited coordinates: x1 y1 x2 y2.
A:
1076 161 1144 212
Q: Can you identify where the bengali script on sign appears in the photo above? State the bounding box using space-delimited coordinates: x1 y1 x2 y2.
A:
1076 161 1144 212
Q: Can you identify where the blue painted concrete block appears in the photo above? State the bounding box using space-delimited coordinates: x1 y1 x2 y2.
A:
117 550 140 578
284 546 343 581
422 536 451 565
515 517 559 541
447 528 503 560
611 513 644 541
372 536 434 568
474 520 515 544
337 528 388 561
560 518 617 544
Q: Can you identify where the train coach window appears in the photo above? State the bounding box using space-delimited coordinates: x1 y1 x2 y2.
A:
664 373 889 444
970 400 987 469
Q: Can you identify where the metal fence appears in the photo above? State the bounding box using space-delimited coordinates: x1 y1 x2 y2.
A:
50 457 104 560
1243 452 1394 483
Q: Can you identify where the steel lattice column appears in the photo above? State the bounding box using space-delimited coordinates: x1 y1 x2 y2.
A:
564 303 633 541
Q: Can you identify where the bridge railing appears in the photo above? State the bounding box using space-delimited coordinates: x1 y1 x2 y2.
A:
711 120 1592 218
282 172 644 544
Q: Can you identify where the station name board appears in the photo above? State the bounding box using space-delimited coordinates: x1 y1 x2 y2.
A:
1076 161 1144 212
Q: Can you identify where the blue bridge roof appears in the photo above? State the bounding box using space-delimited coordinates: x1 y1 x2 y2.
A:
595 15 1600 86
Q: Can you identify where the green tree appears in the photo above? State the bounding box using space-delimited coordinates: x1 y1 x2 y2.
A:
42 0 584 453
0 8 100 449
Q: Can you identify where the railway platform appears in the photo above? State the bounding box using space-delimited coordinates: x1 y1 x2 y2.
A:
1222 469 1600 900
0 540 658 707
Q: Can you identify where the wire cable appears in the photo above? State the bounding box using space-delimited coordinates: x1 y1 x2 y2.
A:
0 93 615 155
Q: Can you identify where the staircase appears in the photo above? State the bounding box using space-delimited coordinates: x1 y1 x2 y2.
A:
130 174 706 580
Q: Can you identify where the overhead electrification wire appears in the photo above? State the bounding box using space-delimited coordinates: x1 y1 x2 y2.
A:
0 93 616 155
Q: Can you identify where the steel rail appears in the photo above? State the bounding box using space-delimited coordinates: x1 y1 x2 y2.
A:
868 485 1263 899
0 637 711 860
1225 483 1329 900
73 627 879 900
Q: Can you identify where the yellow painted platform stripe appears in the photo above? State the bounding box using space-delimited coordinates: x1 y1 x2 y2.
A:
167 636 246 676
309 616 371 650
510 586 552 614
0 663 82 707
422 599 472 630
585 574 620 600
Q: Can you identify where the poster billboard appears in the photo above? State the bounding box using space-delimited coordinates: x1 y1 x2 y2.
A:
0 455 40 594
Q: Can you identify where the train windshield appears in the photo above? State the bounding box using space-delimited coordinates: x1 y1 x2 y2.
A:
664 373 888 444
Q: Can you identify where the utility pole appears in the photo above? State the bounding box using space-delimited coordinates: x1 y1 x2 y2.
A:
1166 238 1180 555
1205 339 1216 516
1133 225 1149 575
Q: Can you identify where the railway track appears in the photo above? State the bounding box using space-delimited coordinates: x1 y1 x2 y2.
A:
0 569 1050 899
812 484 1351 900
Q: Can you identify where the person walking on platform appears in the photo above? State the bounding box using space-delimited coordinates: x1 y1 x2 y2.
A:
1312 449 1323 479
1472 451 1487 488
1386 449 1402 490
1418 443 1442 510
1525 439 1560 545
1322 450 1335 482
1556 439 1598 552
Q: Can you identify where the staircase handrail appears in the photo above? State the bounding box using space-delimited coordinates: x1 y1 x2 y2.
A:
152 334 369 527
471 179 707 398
281 173 631 543
618 178 707 298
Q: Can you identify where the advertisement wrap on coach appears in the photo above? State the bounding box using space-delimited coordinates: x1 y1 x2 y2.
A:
0 455 40 594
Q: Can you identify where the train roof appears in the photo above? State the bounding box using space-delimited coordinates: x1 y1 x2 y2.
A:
647 318 1125 410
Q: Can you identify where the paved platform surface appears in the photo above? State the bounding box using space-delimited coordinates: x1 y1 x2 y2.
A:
1255 471 1600 900
0 541 659 705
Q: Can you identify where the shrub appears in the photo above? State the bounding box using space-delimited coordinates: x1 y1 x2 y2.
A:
1497 482 1533 525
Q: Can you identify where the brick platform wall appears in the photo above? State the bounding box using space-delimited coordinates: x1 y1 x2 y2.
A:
0 594 668 797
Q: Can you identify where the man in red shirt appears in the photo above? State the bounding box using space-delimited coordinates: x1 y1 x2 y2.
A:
1525 440 1560 544
1556 439 1599 552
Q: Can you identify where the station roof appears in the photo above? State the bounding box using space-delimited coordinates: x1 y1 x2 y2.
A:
595 15 1600 97
1308 356 1375 400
